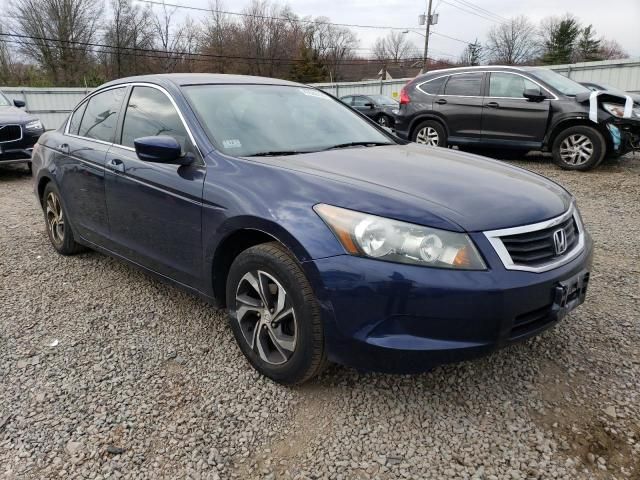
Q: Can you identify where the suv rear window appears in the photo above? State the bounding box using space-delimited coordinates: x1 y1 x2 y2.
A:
420 76 447 95
444 73 483 96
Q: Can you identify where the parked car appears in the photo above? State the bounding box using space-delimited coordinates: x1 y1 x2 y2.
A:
0 90 45 170
580 81 640 105
32 74 593 384
340 94 398 127
394 66 640 170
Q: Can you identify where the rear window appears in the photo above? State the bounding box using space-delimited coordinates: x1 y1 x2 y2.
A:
78 87 126 143
420 76 447 95
444 73 483 96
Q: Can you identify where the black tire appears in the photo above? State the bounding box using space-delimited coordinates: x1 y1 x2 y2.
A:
226 242 327 385
552 125 606 171
42 182 85 255
376 114 392 128
411 120 448 147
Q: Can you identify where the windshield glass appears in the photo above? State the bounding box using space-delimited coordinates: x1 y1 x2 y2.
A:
528 69 590 96
0 92 11 106
368 94 398 106
183 84 392 157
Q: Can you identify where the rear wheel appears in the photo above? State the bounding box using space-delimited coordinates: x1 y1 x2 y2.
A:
226 242 327 385
42 183 85 255
552 126 605 171
412 120 447 147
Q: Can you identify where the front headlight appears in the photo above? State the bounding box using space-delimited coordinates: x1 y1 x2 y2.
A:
25 120 44 131
602 103 626 118
314 204 486 270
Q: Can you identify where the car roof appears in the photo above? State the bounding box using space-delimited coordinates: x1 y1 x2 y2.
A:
99 73 305 89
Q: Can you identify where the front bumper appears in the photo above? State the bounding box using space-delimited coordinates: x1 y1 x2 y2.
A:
305 232 593 373
0 131 40 163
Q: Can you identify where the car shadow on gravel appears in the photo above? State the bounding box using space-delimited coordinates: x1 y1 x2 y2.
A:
0 164 32 180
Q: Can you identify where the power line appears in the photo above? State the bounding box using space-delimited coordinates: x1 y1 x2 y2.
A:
0 33 453 67
440 0 505 24
451 0 507 22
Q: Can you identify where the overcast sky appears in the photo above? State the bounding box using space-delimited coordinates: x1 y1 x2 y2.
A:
179 0 640 60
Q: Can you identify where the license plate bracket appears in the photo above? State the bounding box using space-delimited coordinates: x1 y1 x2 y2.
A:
553 270 590 320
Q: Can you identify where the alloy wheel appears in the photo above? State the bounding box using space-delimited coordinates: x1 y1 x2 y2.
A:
416 126 439 146
559 134 594 166
45 192 65 246
234 270 297 365
377 116 389 127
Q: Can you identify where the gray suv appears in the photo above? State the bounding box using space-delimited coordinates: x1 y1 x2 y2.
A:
393 66 640 170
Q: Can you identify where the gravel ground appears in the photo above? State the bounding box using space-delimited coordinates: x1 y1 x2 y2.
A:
1 153 639 480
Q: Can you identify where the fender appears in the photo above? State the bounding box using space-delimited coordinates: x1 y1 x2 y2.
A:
544 113 610 148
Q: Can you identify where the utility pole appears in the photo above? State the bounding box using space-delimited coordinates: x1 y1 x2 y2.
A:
423 0 433 72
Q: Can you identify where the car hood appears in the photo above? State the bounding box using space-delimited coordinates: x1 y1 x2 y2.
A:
0 105 37 123
272 144 571 232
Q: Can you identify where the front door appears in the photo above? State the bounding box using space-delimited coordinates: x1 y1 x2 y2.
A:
104 85 206 288
481 72 550 147
434 72 485 141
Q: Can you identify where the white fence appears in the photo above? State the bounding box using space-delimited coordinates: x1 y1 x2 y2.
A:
2 58 639 130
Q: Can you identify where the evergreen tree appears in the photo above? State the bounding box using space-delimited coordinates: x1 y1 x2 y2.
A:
576 25 602 62
290 44 326 83
459 39 483 66
542 16 581 64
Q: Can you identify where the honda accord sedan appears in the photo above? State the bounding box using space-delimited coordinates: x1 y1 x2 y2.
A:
31 74 593 384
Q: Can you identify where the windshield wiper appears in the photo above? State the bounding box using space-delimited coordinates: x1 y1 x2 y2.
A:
322 141 393 151
245 150 306 157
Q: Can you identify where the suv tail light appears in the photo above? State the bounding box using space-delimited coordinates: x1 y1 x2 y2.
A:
399 87 410 105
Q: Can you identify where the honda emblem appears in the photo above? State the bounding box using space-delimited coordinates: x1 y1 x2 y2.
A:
553 228 567 255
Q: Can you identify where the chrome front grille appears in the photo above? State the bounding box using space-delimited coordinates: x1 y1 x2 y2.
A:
484 204 585 273
0 124 22 143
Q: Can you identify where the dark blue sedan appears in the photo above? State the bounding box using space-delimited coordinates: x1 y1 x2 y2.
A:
31 74 593 384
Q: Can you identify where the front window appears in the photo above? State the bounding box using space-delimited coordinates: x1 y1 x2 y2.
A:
183 85 392 157
489 73 542 98
120 86 189 150
528 69 590 97
0 92 11 106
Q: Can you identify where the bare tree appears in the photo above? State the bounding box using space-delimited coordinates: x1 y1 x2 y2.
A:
372 31 416 63
598 39 628 60
310 19 358 81
151 2 201 72
458 39 483 66
485 16 539 65
9 0 104 85
201 0 238 73
102 0 155 78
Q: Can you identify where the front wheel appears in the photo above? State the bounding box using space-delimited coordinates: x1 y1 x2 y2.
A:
226 242 327 385
552 126 606 171
376 114 391 128
412 120 447 147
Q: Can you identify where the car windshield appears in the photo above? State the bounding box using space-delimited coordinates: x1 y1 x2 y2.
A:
368 94 398 106
183 84 393 157
528 69 590 96
0 92 11 106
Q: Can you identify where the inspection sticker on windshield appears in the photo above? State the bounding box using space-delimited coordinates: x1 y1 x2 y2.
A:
299 88 327 99
222 139 242 149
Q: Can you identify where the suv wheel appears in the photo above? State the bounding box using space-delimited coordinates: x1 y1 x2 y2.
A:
42 183 86 255
552 125 605 171
412 120 447 147
226 242 327 385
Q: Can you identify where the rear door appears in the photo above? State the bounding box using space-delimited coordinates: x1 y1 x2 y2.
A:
104 85 206 287
481 72 550 146
434 72 485 140
56 87 127 244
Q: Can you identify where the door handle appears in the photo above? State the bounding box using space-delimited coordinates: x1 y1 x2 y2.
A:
57 143 69 154
435 98 447 105
106 158 125 173
485 101 500 108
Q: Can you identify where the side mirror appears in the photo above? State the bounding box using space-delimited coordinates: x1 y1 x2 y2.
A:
523 89 546 102
13 99 26 108
364 102 375 108
134 135 192 165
